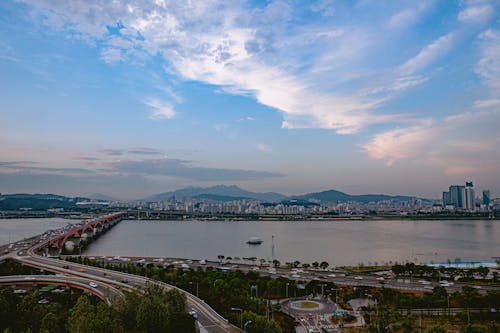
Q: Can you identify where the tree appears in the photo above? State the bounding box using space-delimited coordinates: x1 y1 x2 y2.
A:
66 296 95 333
424 324 446 333
242 311 282 333
39 312 62 333
320 261 329 270
136 295 170 333
312 262 319 269
272 259 280 268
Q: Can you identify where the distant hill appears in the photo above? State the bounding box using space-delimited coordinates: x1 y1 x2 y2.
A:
0 193 99 210
294 189 419 204
144 185 287 202
144 185 424 204
87 193 118 202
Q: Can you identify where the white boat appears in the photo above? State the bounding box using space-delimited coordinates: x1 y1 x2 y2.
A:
246 237 263 245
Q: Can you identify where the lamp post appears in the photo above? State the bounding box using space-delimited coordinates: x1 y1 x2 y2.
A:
447 294 450 320
331 288 339 305
244 320 253 331
231 307 243 328
250 285 258 298
286 283 289 298
189 281 199 297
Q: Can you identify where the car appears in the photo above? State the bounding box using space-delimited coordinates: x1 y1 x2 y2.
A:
89 282 98 288
188 309 198 320
121 279 129 284
376 277 385 281
328 274 336 277
62 265 70 269
354 276 363 280
77 268 86 272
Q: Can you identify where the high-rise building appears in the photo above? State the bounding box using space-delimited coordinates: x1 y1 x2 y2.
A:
465 182 475 211
442 181 475 211
449 185 465 209
442 191 451 207
483 190 491 206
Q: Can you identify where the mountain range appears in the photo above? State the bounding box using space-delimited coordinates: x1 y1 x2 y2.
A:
0 186 426 210
143 185 422 204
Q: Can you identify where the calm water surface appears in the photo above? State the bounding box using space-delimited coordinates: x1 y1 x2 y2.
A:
84 219 500 266
0 218 75 245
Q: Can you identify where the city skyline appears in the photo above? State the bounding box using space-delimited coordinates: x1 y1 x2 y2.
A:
1 1 499 199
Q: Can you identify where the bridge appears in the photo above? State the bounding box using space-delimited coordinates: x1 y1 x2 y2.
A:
5 212 239 333
45 212 125 255
0 274 124 306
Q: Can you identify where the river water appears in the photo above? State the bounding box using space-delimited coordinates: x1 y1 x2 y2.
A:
0 218 74 245
83 219 500 267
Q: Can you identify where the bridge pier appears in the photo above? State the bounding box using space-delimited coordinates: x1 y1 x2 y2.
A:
62 236 81 255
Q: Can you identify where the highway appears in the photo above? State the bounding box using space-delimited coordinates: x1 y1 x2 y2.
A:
0 274 123 306
0 213 240 333
1 212 499 333
13 254 237 333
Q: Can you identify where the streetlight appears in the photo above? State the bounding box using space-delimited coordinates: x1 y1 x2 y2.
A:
250 285 258 298
189 281 199 297
330 288 339 305
231 307 243 328
244 320 253 331
286 283 289 298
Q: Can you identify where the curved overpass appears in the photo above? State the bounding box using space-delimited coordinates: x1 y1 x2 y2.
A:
10 212 239 333
0 274 123 306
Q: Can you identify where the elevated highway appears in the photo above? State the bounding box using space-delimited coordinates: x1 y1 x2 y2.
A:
0 274 123 306
6 212 239 333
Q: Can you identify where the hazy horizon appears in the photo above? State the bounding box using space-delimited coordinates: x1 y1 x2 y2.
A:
1 1 499 199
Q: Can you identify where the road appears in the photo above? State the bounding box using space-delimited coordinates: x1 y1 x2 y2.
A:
0 220 240 333
89 256 499 295
1 213 499 333
0 274 123 306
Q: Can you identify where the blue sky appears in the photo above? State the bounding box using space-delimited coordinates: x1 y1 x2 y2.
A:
0 0 499 199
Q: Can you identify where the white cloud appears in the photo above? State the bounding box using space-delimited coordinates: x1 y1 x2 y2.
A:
362 122 434 166
399 32 456 75
144 98 175 120
19 0 430 135
388 2 433 29
475 29 500 93
474 99 500 108
458 4 494 23
310 0 335 17
363 109 500 175
257 143 272 153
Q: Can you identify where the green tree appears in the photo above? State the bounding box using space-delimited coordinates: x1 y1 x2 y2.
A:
312 261 319 269
320 261 329 270
242 311 282 333
136 296 170 333
424 324 447 333
66 296 95 333
39 312 61 333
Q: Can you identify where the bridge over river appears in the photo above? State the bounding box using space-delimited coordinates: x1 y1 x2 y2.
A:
1 212 240 333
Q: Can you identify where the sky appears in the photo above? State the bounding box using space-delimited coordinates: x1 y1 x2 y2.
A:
0 0 499 200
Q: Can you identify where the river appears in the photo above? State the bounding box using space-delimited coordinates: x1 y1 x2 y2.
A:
0 218 74 245
82 219 500 267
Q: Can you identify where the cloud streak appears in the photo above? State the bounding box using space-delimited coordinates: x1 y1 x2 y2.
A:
109 158 285 181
